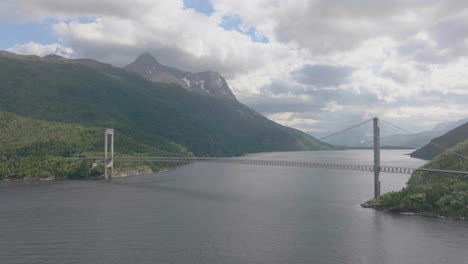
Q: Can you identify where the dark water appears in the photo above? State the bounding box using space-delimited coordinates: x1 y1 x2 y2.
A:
1 150 467 264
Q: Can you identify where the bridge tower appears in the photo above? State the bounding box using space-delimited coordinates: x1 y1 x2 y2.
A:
104 128 114 179
373 118 381 198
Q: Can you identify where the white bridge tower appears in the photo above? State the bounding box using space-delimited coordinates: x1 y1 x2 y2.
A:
104 128 114 179
373 118 381 198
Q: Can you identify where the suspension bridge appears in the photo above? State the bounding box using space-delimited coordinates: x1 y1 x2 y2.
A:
77 118 468 198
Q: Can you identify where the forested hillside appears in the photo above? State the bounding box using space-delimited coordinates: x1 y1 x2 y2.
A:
375 139 468 217
0 112 189 180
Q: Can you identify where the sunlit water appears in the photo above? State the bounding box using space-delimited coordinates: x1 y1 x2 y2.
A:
1 150 467 264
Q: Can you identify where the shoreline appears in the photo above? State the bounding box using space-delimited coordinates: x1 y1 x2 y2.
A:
0 163 185 182
111 164 185 179
360 199 467 221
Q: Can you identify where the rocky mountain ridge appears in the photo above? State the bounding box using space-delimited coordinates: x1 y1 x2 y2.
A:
124 52 237 100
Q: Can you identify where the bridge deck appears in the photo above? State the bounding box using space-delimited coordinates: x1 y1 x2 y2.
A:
84 157 468 175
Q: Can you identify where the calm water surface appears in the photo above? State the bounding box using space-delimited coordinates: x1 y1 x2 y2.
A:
1 150 467 264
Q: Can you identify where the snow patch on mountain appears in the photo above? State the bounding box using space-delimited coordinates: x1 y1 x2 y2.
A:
181 77 191 88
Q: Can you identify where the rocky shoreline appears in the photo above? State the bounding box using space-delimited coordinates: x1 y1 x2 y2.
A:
1 164 182 182
360 198 467 221
112 165 154 178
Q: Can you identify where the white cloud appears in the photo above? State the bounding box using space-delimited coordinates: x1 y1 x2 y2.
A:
266 112 320 132
321 101 343 113
48 5 292 79
383 105 468 126
7 42 74 57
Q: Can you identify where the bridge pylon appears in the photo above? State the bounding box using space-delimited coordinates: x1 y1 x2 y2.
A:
373 118 381 198
104 128 114 179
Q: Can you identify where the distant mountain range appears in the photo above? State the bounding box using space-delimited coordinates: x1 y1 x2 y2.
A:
316 117 468 148
0 51 333 156
410 121 468 160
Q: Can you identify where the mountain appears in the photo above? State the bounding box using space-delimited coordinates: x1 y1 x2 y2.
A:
432 117 468 132
0 51 333 157
377 131 440 148
124 52 236 100
410 122 468 160
372 139 468 217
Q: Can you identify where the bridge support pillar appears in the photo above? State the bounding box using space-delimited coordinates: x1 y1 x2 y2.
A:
104 128 114 179
373 118 381 198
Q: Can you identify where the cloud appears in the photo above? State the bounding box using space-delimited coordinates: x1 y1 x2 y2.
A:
7 42 74 57
321 100 344 113
292 64 353 87
3 0 288 77
265 112 320 132
272 1 468 56
380 67 411 84
242 92 323 114
49 7 293 80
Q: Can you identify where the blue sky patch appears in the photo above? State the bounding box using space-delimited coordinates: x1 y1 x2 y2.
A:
220 15 269 43
245 27 269 43
0 20 58 50
0 17 98 50
219 14 243 31
183 0 215 16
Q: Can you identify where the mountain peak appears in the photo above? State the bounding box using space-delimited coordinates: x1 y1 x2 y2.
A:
134 52 160 66
124 53 238 100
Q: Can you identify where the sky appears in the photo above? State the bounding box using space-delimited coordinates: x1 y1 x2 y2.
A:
1 0 468 136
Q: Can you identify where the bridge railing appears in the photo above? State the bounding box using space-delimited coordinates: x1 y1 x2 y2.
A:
84 157 457 175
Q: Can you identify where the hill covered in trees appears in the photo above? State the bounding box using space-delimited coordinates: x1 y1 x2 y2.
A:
366 139 468 217
0 112 189 180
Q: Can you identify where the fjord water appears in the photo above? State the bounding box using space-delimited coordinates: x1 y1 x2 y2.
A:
1 150 467 264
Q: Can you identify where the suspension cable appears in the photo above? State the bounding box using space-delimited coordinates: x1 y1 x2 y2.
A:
114 131 191 157
319 118 373 141
71 138 99 158
380 119 467 161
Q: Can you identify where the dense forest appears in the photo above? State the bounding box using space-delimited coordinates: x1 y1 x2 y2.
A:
370 139 468 217
0 112 189 181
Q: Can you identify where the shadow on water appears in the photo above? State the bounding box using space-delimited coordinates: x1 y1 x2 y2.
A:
104 178 237 203
368 212 391 264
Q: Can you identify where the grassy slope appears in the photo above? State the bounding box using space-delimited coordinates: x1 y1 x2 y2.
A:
378 139 468 217
0 51 333 157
